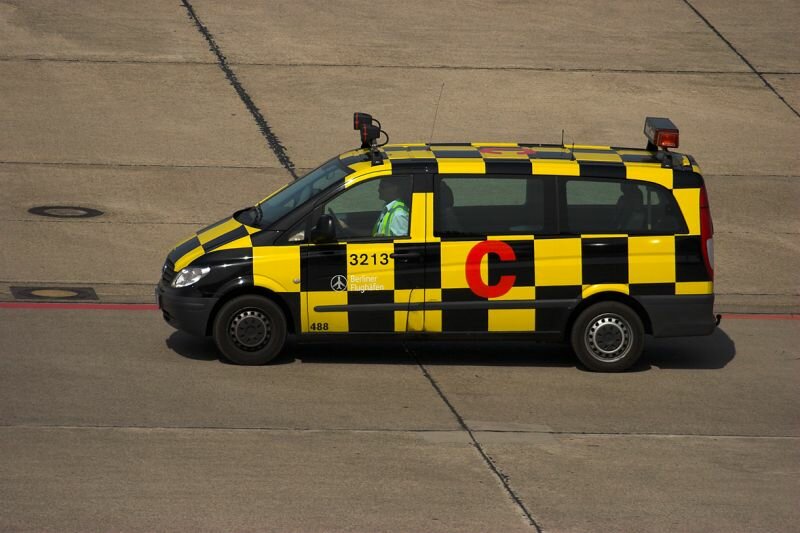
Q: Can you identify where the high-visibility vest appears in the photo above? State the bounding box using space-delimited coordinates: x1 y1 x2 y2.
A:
373 200 409 236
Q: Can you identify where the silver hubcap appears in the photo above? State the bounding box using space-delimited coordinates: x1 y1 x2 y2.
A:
584 314 632 363
230 309 271 351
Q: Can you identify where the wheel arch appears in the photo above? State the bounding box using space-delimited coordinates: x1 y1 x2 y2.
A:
566 291 653 337
206 285 297 336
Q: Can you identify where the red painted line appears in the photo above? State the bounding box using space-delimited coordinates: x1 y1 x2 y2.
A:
0 302 158 311
721 313 799 321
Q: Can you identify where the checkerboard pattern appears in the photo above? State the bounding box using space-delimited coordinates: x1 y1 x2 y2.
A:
166 142 711 335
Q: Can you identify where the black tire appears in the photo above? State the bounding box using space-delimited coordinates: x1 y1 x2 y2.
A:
212 295 287 365
570 301 645 372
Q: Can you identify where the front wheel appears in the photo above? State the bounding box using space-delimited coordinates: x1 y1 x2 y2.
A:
213 295 287 365
570 301 644 372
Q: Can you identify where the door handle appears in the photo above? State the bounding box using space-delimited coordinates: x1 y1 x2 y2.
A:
390 252 421 262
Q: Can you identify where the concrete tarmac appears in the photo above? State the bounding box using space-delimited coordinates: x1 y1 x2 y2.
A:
0 1 798 531
1 310 798 532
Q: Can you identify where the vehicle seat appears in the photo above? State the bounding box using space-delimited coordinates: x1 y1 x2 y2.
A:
615 185 646 232
438 181 461 233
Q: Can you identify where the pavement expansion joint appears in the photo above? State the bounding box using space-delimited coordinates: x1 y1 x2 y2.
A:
716 231 800 236
0 219 210 226
706 173 800 178
476 430 800 440
0 160 282 170
180 0 298 179
405 343 544 532
682 0 800 119
0 57 217 66
2 424 797 441
0 280 156 286
224 61 775 76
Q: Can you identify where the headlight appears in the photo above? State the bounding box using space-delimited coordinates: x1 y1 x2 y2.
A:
171 266 211 288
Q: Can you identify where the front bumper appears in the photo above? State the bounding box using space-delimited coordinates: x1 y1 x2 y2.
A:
156 282 219 337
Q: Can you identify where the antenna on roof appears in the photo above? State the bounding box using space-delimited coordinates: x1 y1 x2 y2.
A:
429 82 445 143
562 129 575 160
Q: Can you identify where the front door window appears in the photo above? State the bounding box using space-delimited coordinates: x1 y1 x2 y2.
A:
323 175 413 240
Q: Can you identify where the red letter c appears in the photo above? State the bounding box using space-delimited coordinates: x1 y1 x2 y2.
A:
465 241 516 298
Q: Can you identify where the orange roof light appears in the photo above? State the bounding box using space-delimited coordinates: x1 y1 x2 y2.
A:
644 117 679 149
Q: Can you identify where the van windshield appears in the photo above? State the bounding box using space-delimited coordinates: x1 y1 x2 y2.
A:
236 158 350 228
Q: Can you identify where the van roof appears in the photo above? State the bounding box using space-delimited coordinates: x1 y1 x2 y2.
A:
339 143 698 175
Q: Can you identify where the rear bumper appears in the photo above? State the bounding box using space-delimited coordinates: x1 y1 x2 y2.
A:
639 294 717 337
156 283 218 337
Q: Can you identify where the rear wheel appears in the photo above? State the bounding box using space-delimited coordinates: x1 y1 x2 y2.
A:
570 301 644 372
213 295 287 365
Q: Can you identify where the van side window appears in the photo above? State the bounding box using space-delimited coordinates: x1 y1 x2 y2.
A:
320 175 413 240
435 175 546 236
564 179 687 234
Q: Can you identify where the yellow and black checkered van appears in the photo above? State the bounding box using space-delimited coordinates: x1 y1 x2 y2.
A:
156 115 717 371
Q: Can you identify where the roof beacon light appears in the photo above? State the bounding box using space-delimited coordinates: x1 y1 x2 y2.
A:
360 123 381 146
353 112 373 131
644 117 679 150
353 111 387 166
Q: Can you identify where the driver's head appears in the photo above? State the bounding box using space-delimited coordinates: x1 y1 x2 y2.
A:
378 177 409 203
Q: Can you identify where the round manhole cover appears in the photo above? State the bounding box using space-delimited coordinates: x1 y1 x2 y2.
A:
28 205 104 218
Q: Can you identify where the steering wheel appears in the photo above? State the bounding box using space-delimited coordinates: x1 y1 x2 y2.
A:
327 207 347 235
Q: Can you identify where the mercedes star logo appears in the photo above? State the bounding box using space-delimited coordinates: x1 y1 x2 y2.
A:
330 274 347 292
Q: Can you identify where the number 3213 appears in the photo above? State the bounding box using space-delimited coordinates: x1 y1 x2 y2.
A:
349 253 390 266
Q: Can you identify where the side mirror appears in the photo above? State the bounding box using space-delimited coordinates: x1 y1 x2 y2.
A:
310 214 336 243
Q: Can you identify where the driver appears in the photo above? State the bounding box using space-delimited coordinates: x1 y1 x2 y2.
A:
372 177 410 237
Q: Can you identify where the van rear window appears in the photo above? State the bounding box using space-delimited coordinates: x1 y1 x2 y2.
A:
564 179 687 234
